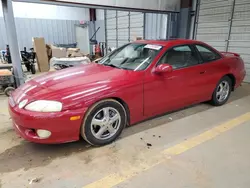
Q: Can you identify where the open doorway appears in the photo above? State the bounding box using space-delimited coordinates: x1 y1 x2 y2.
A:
75 24 90 55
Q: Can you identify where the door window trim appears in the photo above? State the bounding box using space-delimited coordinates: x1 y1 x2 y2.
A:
155 44 202 70
193 44 222 63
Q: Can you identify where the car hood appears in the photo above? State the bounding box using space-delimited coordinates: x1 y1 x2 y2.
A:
12 63 139 105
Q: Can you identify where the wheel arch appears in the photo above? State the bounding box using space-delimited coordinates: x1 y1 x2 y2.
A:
80 97 131 137
224 73 236 91
110 97 130 126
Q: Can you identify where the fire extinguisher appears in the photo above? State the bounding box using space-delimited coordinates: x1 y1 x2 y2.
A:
95 44 101 57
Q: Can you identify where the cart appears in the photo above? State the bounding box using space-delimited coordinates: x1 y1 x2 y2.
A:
0 69 16 96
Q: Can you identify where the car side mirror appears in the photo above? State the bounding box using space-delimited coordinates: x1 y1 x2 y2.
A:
154 64 173 74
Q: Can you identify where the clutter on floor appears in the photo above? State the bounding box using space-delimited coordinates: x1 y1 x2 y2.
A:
50 56 91 70
32 37 50 72
0 69 16 96
0 36 105 78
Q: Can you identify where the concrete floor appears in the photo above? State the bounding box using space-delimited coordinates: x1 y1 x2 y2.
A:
0 84 250 188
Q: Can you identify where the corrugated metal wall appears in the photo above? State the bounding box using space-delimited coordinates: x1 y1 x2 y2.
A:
195 0 250 82
0 18 7 50
144 13 168 40
0 17 78 50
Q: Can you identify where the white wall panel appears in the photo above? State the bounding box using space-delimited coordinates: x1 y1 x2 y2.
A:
0 2 89 20
0 17 78 50
144 13 168 40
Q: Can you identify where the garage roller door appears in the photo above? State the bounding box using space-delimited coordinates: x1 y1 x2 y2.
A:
195 0 250 82
228 0 250 82
106 10 117 49
129 12 144 42
195 0 232 51
105 10 144 49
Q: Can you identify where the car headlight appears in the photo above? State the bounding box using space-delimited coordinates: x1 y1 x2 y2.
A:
18 99 28 109
25 100 63 112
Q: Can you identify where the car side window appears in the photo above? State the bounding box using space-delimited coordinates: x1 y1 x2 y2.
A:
159 45 199 70
195 45 221 62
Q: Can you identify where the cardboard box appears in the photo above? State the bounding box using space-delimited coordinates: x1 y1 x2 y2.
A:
50 45 67 58
32 37 49 72
67 48 80 57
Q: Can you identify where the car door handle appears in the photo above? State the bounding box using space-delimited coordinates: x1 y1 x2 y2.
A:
200 71 207 74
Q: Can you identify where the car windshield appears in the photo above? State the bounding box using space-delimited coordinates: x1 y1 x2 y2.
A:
99 43 163 71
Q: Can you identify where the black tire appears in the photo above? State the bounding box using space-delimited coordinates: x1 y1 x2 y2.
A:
211 76 232 106
25 63 31 72
4 87 15 97
81 99 127 146
31 64 36 74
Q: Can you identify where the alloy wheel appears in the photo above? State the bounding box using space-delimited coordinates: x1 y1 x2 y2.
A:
216 81 230 103
90 107 121 140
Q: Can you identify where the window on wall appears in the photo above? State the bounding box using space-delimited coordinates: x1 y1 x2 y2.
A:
195 45 221 62
159 45 199 69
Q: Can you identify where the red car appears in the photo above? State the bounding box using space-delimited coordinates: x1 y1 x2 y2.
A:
9 40 246 146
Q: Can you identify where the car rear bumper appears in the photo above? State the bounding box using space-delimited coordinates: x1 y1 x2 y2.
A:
9 100 87 144
235 69 246 88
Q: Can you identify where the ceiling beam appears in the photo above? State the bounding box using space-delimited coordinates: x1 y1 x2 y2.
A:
13 0 180 13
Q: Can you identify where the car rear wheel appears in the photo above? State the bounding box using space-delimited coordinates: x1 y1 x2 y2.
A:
81 99 127 146
211 76 232 106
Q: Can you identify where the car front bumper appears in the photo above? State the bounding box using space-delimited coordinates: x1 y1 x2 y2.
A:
9 99 87 144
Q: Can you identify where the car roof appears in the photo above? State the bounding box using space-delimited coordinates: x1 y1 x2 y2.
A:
134 39 205 47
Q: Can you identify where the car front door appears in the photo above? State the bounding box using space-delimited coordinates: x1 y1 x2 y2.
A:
143 45 207 117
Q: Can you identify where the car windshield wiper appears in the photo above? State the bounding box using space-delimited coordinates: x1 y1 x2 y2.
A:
104 63 121 69
119 67 133 70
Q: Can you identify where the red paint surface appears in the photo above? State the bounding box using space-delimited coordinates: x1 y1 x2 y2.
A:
9 40 246 144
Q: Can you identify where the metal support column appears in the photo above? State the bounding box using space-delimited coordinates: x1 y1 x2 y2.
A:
225 0 236 52
115 10 118 48
192 0 200 40
1 0 24 86
104 9 108 54
128 12 131 42
143 13 146 40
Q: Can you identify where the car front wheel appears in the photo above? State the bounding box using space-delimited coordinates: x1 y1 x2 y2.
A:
81 99 127 146
211 76 232 106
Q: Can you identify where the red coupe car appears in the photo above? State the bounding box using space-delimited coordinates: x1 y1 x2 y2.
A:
9 40 246 146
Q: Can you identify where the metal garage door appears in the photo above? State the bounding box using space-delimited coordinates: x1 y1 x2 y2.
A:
195 0 232 51
106 10 117 49
195 0 250 82
105 10 144 49
228 0 250 82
